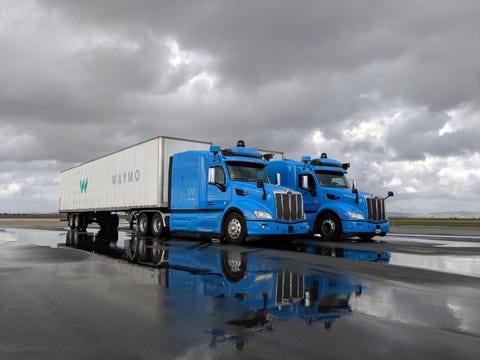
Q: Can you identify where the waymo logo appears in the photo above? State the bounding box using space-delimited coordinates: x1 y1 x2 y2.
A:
79 178 88 194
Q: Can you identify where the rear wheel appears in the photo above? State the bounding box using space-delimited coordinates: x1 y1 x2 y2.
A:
110 214 119 231
151 213 163 238
316 213 341 241
137 212 150 236
223 212 247 245
74 214 87 231
68 214 75 230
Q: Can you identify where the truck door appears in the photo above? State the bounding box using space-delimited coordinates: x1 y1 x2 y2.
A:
298 173 319 212
207 165 230 210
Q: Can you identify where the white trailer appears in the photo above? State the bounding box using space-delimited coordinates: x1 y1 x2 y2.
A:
60 136 212 230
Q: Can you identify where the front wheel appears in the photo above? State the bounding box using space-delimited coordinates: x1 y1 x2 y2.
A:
223 212 247 245
316 213 341 241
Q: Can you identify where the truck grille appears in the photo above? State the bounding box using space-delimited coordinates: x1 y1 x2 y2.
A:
366 197 386 221
275 192 303 221
276 271 304 304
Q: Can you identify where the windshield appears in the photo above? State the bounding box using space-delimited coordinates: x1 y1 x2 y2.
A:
226 161 270 183
315 170 349 188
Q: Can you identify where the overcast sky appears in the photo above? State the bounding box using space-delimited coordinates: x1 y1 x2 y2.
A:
1 0 479 215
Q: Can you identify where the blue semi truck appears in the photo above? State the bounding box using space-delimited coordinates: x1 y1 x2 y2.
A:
267 154 394 241
59 136 308 244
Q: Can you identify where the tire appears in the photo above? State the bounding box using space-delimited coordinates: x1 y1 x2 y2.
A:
68 214 75 230
110 214 119 231
74 214 86 231
223 212 247 245
151 213 163 238
316 213 341 241
137 212 150 236
80 214 88 231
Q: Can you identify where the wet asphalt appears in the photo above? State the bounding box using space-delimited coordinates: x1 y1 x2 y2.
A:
0 225 479 359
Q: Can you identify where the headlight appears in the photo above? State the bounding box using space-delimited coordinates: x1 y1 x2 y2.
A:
347 211 365 220
254 210 273 219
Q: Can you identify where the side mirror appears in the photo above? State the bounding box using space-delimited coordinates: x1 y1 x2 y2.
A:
384 191 394 200
352 180 359 204
351 180 358 194
257 179 266 200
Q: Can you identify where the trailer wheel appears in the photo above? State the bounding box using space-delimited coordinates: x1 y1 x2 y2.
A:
223 212 247 245
137 213 150 236
316 213 341 241
151 213 163 238
68 214 75 230
110 214 119 231
74 214 86 231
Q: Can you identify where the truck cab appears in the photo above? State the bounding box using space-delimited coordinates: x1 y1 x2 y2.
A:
168 145 309 244
267 155 393 241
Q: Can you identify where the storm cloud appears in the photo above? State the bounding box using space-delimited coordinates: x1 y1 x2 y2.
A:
1 0 479 213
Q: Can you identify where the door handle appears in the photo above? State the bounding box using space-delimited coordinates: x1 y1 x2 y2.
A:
208 201 214 205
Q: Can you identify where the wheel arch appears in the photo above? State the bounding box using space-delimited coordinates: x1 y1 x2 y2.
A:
220 207 246 239
315 209 343 233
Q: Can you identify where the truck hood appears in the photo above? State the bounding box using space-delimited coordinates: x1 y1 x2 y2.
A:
234 182 299 197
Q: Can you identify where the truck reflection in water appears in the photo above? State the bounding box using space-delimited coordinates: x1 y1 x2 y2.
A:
64 230 363 350
293 243 391 264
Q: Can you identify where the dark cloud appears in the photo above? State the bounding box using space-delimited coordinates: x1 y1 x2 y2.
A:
1 0 479 212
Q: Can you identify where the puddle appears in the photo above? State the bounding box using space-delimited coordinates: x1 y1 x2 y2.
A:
390 252 480 278
290 244 391 263
61 230 363 346
0 230 18 242
2 227 480 357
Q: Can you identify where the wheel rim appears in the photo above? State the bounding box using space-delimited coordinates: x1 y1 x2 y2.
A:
139 216 147 233
321 219 336 237
152 217 161 234
227 218 242 239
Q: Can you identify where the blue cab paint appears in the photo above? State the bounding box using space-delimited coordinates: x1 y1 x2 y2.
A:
168 145 309 243
267 155 394 241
